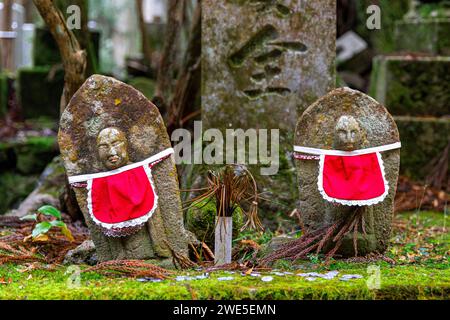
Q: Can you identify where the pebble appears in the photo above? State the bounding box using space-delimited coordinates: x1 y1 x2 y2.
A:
261 276 274 282
297 271 339 280
195 273 210 280
137 277 163 283
340 274 363 281
297 272 321 277
320 271 339 280
217 277 234 281
175 275 194 282
175 273 210 282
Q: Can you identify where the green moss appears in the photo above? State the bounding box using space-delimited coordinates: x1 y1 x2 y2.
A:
185 199 244 247
14 136 58 175
0 263 448 300
0 211 448 299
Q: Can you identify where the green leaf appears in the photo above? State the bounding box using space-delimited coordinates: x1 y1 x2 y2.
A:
49 220 74 242
32 221 52 238
50 220 66 228
20 214 37 221
37 205 62 220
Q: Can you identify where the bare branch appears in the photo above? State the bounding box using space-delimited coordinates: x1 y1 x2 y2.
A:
136 0 152 65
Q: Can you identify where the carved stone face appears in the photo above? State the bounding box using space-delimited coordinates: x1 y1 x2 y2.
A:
97 127 130 170
333 116 362 151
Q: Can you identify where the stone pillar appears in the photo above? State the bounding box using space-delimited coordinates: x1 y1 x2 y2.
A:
202 0 336 212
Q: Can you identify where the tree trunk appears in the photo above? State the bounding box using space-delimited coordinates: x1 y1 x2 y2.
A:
33 0 87 113
136 0 152 66
33 0 87 221
0 0 15 71
166 2 201 134
24 0 34 23
154 0 184 111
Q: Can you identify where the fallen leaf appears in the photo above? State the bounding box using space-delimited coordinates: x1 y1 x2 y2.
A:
244 267 254 275
32 233 49 242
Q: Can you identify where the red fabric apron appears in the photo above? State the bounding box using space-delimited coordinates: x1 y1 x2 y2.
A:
87 165 157 228
318 153 387 206
69 148 173 233
294 143 401 206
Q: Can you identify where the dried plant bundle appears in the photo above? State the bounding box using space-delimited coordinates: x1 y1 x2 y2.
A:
185 165 264 232
259 208 368 265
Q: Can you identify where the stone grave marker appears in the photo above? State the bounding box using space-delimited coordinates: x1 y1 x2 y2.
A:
294 87 401 256
202 0 336 210
58 75 192 264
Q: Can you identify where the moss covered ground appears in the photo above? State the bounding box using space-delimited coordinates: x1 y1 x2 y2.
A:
0 211 448 300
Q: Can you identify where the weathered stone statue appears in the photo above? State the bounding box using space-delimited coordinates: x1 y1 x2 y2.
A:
58 75 192 264
294 88 401 256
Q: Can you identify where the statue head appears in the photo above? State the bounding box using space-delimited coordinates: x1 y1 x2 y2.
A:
333 115 362 151
97 127 130 170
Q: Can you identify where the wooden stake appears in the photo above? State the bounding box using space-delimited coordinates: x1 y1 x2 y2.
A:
214 216 232 265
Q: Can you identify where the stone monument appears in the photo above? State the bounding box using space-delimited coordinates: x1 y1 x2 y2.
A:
58 75 192 264
202 0 336 212
294 87 401 256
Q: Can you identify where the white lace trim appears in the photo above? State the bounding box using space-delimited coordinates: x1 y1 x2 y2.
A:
317 152 389 206
294 142 401 157
69 148 174 183
86 164 159 230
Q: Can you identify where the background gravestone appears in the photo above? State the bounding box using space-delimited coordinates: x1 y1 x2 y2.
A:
202 0 336 213
370 0 450 188
58 75 191 263
295 87 401 255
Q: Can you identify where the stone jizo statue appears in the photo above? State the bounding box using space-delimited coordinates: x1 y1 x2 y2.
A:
58 75 192 264
294 88 401 256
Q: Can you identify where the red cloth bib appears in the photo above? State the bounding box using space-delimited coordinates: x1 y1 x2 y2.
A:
293 143 401 206
68 148 174 234
87 165 157 228
318 152 388 206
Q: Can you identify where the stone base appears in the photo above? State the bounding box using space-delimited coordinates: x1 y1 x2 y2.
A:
370 55 450 117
